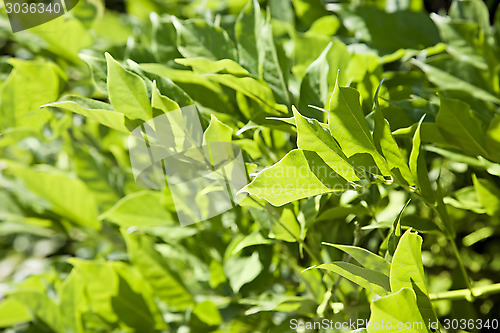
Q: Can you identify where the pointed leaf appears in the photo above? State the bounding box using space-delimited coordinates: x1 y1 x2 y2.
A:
316 262 390 296
328 81 390 176
100 191 175 228
373 93 414 186
472 174 500 216
235 0 290 105
172 17 237 61
367 288 428 333
390 230 427 294
485 114 500 162
8 165 100 229
412 59 500 104
224 252 263 292
122 231 194 310
204 114 233 144
436 95 489 157
80 53 108 94
0 59 60 131
106 53 152 121
298 42 331 120
44 96 130 133
409 118 435 203
151 81 180 113
294 107 358 181
322 243 391 275
390 230 437 324
241 149 350 206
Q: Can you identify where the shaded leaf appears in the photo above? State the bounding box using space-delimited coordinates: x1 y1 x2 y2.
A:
322 243 391 276
316 262 390 296
172 17 238 61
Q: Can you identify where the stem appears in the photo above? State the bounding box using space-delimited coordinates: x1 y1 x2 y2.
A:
447 234 474 297
430 204 475 298
248 197 323 267
430 283 500 301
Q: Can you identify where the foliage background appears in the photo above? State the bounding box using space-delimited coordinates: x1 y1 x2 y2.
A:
0 0 500 332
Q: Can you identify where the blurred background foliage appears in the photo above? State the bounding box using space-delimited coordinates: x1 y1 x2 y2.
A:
0 0 499 332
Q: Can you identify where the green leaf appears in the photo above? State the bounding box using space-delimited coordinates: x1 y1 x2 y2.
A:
11 291 64 333
315 262 390 296
235 0 290 105
231 231 273 255
0 59 61 131
144 58 278 112
386 199 411 259
30 14 93 63
436 95 489 157
80 53 108 94
390 230 436 324
241 149 350 206
172 17 238 61
328 80 390 177
0 299 31 328
472 174 500 216
390 230 426 293
9 274 64 332
294 107 358 181
139 63 231 113
209 74 281 111
339 6 440 54
100 191 175 227
269 0 295 25
43 96 131 133
151 80 181 113
224 251 263 292
322 243 391 276
367 288 428 333
412 59 500 104
106 53 152 121
9 164 100 229
409 118 435 203
192 301 222 326
269 206 301 242
150 14 182 64
175 57 250 75
68 259 165 331
204 114 233 144
485 114 500 162
307 16 340 35
58 270 86 333
373 87 414 186
111 275 156 332
449 0 491 32
122 231 194 310
298 42 331 120
111 264 166 331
